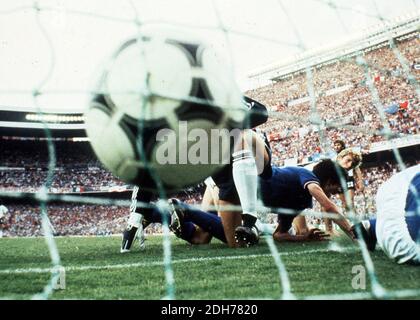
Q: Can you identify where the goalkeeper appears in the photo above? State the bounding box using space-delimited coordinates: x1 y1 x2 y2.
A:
352 164 420 265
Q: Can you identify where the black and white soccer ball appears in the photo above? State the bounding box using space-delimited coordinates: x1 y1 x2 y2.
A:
85 26 246 193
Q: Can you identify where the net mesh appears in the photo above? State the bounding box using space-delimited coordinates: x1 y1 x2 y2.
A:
0 0 419 300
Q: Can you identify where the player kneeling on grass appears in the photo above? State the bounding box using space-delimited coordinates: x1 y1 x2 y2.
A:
351 164 420 265
169 159 356 245
265 160 355 242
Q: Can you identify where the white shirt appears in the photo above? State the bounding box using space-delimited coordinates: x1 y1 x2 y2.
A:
0 205 8 220
375 164 420 264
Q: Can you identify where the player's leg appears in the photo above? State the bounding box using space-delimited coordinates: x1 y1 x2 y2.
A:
214 179 244 247
169 198 227 244
232 129 260 228
292 215 309 235
218 199 242 247
168 182 220 245
190 183 218 244
232 130 271 245
121 186 153 253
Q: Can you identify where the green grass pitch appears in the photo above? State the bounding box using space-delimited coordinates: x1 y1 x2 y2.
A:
0 235 419 300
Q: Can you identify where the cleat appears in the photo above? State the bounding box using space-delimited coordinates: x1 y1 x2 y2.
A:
234 225 260 247
121 215 151 253
138 221 146 251
121 225 139 253
168 198 186 238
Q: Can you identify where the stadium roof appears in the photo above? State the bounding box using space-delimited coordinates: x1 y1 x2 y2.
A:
0 109 86 138
1 0 419 111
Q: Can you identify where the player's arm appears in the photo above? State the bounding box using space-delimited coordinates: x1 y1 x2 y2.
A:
307 183 355 240
273 227 329 242
354 167 364 191
273 215 329 242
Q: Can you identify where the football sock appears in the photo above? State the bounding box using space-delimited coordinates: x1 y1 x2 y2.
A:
128 187 155 226
232 150 258 228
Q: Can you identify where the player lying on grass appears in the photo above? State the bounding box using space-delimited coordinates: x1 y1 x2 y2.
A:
351 164 419 265
121 96 269 252
169 159 356 246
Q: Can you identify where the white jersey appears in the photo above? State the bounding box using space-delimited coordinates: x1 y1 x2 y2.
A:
0 205 8 220
375 164 420 264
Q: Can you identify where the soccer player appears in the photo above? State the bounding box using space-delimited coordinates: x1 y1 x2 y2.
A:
169 159 356 245
168 177 277 246
332 140 364 211
210 128 273 247
268 160 355 242
324 140 364 234
352 164 419 265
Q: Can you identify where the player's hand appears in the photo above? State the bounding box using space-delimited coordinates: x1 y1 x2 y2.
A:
305 228 330 241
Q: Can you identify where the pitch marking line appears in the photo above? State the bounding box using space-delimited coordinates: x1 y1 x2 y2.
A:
0 247 356 275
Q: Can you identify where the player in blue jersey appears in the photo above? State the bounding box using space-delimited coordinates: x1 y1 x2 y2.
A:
352 164 419 265
262 161 354 242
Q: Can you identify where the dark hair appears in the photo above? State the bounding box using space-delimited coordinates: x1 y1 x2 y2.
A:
312 159 346 188
333 140 346 152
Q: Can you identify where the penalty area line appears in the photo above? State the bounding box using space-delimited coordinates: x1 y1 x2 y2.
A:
0 247 356 275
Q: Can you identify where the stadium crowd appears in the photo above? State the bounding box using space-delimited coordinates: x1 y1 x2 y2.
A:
0 140 125 193
247 35 419 166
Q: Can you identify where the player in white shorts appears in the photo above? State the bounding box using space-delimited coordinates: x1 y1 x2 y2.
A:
353 164 420 265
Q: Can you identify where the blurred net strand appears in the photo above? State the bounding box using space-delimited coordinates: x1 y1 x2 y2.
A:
283 0 416 300
327 3 392 298
0 0 418 300
128 3 176 300
28 3 62 300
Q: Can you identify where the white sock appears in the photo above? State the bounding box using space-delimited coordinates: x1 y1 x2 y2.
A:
127 212 142 228
232 150 258 223
127 186 142 228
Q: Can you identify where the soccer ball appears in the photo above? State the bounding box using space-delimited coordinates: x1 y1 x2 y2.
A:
85 26 246 193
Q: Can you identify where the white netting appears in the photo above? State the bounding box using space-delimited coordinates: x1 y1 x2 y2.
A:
0 0 419 300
